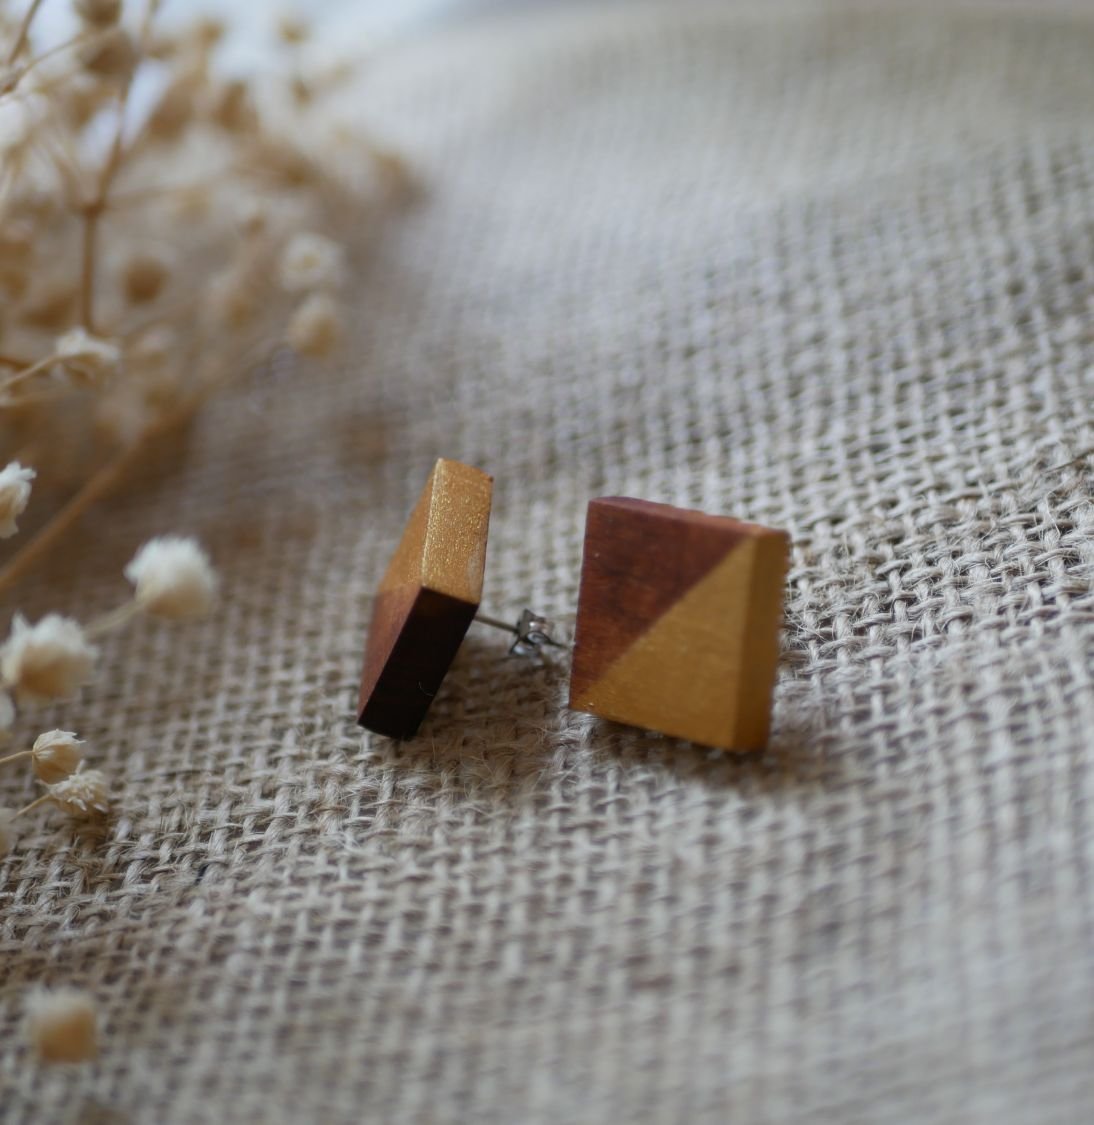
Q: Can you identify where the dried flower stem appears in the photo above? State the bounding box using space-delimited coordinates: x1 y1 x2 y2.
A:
0 445 136 595
0 749 31 768
5 60 80 102
13 793 50 817
84 600 140 639
76 1 162 332
6 0 45 67
78 206 100 332
0 354 36 370
14 31 95 82
40 113 85 195
0 353 59 393
0 313 267 596
79 138 123 333
0 341 118 398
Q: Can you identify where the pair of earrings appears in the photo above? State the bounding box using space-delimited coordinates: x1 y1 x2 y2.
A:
357 459 790 752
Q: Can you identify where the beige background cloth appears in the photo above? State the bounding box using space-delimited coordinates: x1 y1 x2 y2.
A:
2 2 1094 1121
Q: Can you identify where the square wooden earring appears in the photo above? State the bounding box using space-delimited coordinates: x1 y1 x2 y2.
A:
568 498 790 751
357 458 493 738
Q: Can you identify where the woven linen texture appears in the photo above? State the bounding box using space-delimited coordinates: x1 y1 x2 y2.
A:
2 3 1093 1121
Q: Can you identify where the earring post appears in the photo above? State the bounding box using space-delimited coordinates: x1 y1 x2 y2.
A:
474 612 520 636
473 609 568 655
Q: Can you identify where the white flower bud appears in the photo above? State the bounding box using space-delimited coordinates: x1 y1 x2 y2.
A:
31 730 84 784
0 462 35 539
26 987 99 1063
1 614 97 702
46 767 110 818
279 231 344 292
55 327 122 384
287 293 341 358
124 536 217 620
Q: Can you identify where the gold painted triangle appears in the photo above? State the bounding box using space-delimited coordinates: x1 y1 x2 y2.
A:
572 541 758 748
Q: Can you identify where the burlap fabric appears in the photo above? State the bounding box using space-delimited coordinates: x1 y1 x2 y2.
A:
2 2 1093 1121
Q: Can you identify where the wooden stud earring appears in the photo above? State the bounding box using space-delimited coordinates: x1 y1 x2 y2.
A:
567 497 790 751
357 458 493 738
356 468 790 753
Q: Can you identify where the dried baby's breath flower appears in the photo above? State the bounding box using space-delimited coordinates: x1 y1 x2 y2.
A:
1 614 98 702
55 328 122 384
26 988 99 1063
0 807 14 857
74 0 122 28
124 535 217 620
287 292 341 358
0 462 35 539
0 0 399 711
122 253 170 304
79 27 137 82
279 231 343 292
31 730 84 784
46 766 110 818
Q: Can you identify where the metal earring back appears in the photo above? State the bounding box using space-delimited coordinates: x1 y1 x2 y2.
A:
473 609 567 657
